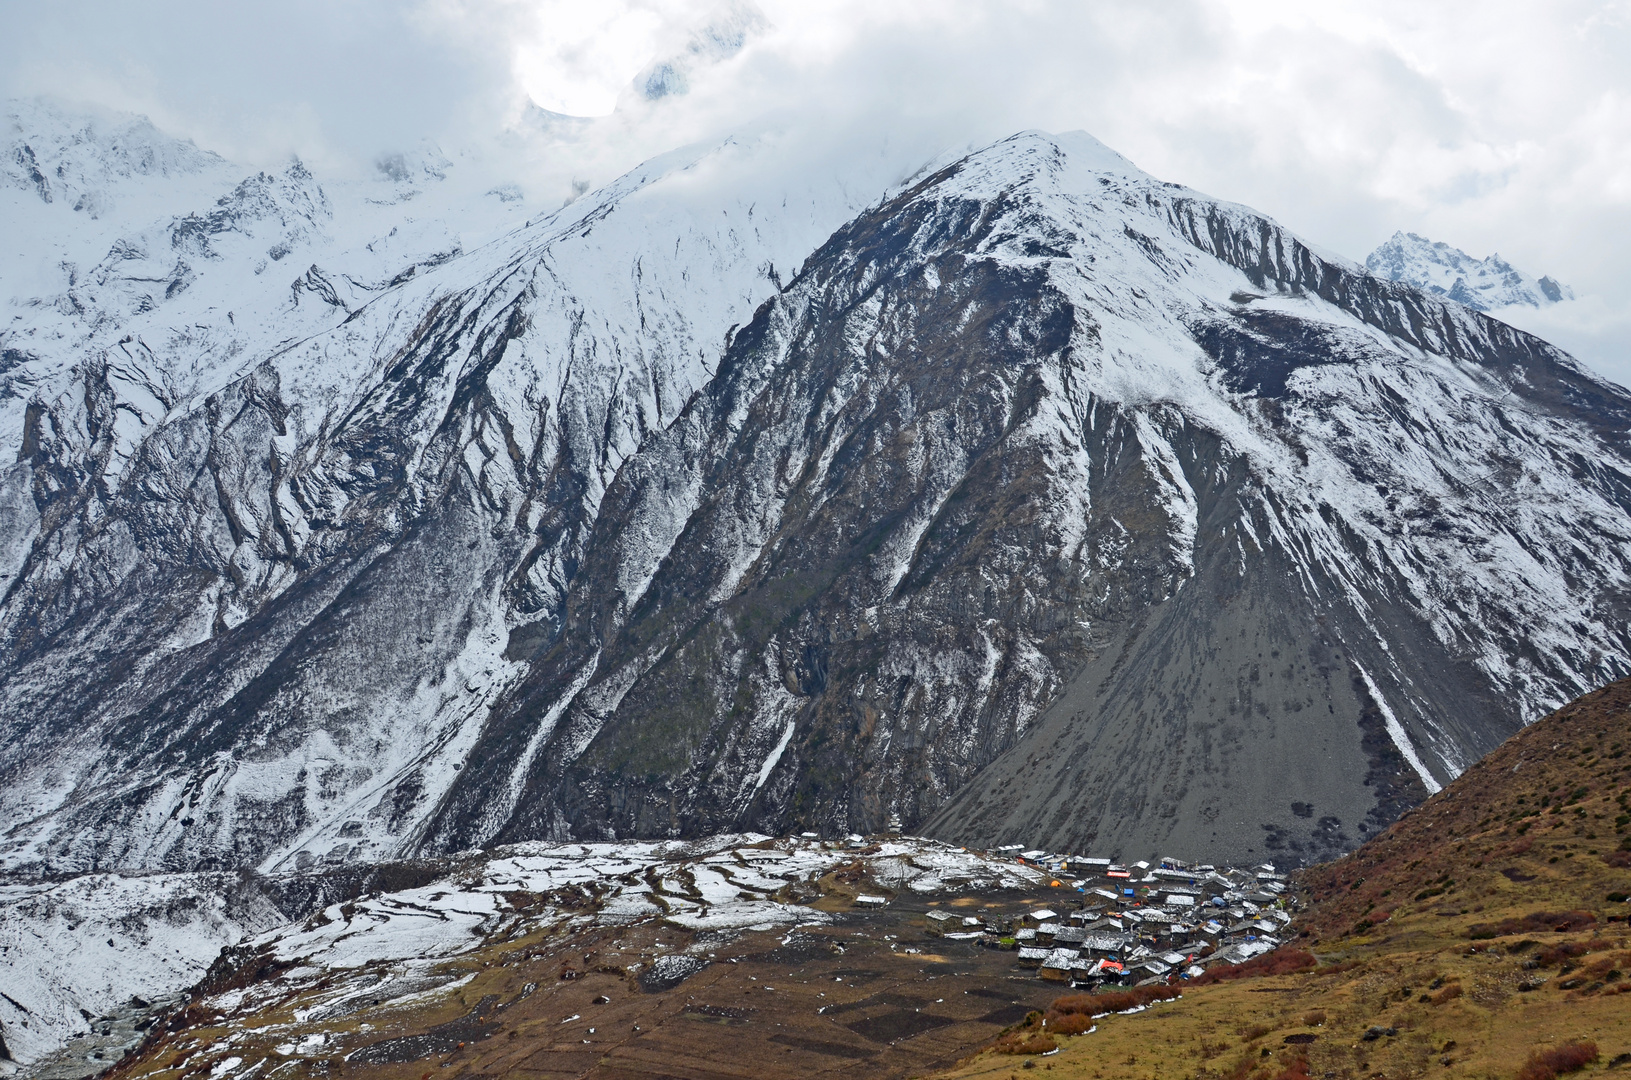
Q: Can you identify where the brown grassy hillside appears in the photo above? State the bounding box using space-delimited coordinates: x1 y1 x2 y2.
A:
936 678 1631 1080
1298 677 1631 941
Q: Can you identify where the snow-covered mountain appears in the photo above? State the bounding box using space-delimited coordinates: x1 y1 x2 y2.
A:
2 104 1629 887
0 100 930 877
1364 230 1572 312
631 0 769 103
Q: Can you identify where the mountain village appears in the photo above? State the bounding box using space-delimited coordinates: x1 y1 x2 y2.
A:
924 848 1293 986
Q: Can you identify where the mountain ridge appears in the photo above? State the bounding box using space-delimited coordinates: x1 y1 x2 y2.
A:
1 113 1629 879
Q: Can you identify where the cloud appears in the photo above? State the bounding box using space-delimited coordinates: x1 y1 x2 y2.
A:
0 0 510 172
4 0 1628 380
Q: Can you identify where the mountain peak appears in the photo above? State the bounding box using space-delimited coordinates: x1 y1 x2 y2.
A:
940 129 1152 193
3 97 229 215
1363 230 1572 312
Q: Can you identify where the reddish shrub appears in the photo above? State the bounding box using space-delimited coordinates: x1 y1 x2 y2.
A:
1047 1013 1096 1035
1536 942 1590 967
1535 939 1616 968
1605 850 1631 869
1515 1040 1598 1080
993 1032 1058 1055
1467 911 1597 939
1273 1052 1313 1080
1050 985 1179 1015
1431 982 1463 1005
1192 948 1318 986
1300 1009 1326 1026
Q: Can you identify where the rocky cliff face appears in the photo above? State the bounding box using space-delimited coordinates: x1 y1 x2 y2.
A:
2 113 1629 876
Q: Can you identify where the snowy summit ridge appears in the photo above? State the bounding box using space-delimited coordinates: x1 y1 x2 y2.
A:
1363 230 1572 312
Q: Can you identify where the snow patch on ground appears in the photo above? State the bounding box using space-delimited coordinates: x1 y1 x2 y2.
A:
0 833 1049 1066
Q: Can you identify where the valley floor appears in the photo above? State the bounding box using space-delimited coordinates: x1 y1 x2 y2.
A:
8 684 1630 1080
4 836 1281 1080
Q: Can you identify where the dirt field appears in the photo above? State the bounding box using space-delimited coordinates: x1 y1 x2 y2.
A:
107 890 1072 1080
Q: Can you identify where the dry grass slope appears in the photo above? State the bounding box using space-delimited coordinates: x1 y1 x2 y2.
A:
937 678 1631 1080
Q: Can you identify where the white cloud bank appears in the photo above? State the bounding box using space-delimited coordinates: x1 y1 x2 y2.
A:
2 0 1628 381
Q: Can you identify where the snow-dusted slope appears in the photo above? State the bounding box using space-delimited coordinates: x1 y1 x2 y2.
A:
1 98 238 294
1364 230 1572 311
0 102 906 878
0 834 1036 1069
0 871 286 1067
1 109 1628 883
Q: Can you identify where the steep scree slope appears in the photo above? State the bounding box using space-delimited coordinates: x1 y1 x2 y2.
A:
1298 674 1631 940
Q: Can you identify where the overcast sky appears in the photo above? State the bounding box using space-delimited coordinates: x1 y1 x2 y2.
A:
4 0 1629 379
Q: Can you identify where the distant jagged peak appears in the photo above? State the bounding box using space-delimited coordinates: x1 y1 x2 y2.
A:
1363 229 1572 312
373 145 455 186
2 96 231 216
168 156 333 256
